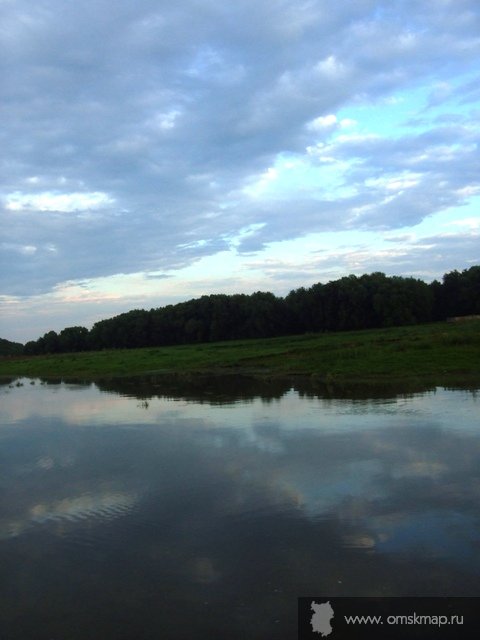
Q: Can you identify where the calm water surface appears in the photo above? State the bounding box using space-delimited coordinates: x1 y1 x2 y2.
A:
0 376 479 639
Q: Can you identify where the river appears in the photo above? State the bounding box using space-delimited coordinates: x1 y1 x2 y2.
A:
0 376 479 639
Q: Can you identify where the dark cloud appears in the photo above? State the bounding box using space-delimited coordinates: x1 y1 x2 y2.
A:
1 0 479 301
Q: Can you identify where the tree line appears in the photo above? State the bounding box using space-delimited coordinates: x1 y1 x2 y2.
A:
23 266 480 355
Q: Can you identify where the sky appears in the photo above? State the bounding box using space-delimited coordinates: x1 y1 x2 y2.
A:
1 0 479 343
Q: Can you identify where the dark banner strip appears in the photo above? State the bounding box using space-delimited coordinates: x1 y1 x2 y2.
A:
298 597 480 639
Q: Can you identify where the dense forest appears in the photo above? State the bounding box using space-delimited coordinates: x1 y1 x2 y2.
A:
20 266 480 355
0 338 24 356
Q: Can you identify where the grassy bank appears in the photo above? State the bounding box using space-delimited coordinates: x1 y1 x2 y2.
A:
1 321 479 383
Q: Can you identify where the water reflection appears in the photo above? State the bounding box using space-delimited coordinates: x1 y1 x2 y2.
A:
0 377 479 639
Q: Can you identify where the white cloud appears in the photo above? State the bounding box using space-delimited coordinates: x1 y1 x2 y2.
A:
4 191 114 213
448 217 480 230
307 114 338 131
149 109 182 131
365 174 422 191
20 245 37 255
315 55 347 78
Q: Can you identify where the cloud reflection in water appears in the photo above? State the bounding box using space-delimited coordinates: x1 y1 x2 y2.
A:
0 377 479 638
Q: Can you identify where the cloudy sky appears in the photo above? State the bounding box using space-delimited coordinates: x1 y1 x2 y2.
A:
1 0 479 342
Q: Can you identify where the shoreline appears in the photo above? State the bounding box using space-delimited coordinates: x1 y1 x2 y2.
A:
1 321 479 386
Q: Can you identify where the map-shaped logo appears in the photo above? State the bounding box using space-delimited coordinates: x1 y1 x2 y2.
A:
311 600 334 636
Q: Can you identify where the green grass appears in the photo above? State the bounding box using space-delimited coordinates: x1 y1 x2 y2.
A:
1 321 479 384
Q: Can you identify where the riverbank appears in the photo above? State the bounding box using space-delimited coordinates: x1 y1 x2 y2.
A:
1 321 479 383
